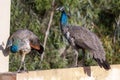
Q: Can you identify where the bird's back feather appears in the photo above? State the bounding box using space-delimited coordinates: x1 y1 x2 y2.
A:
67 26 110 70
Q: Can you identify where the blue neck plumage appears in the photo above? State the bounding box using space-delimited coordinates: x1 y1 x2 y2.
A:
60 11 68 27
10 44 18 53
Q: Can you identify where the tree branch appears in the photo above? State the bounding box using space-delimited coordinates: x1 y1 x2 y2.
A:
41 0 55 62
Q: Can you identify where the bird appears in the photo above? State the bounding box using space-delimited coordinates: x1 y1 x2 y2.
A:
56 7 111 70
6 29 44 72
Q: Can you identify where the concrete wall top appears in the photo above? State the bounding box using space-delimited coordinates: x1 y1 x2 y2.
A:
0 65 120 80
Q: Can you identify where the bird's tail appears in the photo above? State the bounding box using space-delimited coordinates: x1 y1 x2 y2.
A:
31 44 44 54
37 44 44 54
93 57 111 70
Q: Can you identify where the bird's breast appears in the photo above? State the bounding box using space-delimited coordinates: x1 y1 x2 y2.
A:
19 39 31 54
65 31 70 39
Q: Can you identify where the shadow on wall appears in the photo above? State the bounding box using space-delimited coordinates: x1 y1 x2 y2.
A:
0 42 9 56
83 66 91 76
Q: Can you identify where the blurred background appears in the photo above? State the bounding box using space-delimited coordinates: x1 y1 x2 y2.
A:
10 0 120 71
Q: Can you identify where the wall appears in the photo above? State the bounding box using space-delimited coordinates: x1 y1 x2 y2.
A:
0 65 120 80
0 0 11 72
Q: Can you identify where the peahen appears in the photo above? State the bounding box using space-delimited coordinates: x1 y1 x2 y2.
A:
56 7 110 70
6 29 44 72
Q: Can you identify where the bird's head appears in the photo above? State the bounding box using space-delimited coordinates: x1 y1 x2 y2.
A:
56 6 65 12
56 6 70 26
56 6 71 18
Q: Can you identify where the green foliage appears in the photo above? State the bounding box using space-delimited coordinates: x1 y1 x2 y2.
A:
10 0 120 71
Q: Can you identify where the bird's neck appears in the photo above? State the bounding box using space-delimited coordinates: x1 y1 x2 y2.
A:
10 44 18 53
60 11 68 27
10 39 19 53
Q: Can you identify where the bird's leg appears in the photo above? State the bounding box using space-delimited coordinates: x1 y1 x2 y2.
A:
17 61 23 72
73 49 79 67
69 38 79 67
80 48 85 66
60 45 70 59
23 61 27 72
17 53 27 72
21 53 27 71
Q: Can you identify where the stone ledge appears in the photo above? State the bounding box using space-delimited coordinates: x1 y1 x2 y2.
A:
0 65 120 80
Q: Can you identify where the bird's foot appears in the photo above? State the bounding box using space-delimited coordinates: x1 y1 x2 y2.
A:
71 63 85 68
17 69 28 73
77 60 86 67
68 63 78 68
17 67 28 73
74 64 79 67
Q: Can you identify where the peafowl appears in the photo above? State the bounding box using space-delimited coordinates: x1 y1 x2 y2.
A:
6 29 44 72
56 7 110 70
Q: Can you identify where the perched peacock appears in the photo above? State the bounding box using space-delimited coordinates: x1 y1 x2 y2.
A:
6 29 44 72
56 7 110 70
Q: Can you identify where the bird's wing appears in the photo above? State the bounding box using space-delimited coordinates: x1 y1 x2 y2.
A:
24 29 44 54
68 26 106 59
69 26 110 70
68 26 97 50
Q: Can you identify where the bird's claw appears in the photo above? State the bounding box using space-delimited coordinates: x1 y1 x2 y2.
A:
17 67 28 73
17 69 28 73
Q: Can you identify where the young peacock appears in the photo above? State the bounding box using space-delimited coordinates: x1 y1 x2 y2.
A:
56 7 110 70
6 29 44 72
